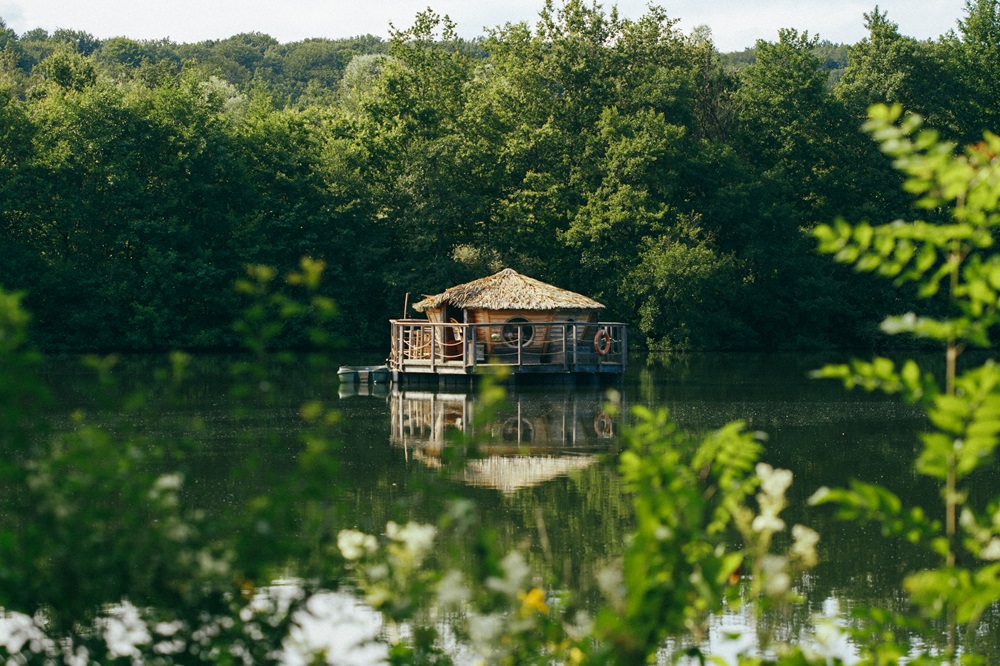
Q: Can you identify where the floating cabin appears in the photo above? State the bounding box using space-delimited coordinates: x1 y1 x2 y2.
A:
389 268 627 384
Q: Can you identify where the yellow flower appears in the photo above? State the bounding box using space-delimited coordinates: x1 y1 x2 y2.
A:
518 587 549 616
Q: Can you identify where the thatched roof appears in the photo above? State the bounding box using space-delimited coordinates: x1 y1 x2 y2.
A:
412 268 604 313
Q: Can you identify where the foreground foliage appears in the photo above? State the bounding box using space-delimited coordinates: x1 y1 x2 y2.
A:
810 104 1000 663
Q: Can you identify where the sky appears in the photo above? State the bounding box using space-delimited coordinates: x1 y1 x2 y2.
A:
0 0 969 53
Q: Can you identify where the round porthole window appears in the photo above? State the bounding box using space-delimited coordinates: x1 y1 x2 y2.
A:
501 317 533 347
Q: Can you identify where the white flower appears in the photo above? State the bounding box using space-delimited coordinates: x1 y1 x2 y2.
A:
760 555 791 598
0 611 44 654
101 601 151 660
386 521 436 559
806 613 860 665
154 620 184 637
152 473 183 492
338 530 378 561
468 613 504 649
756 463 793 499
437 570 470 608
486 551 530 597
980 537 1000 561
752 513 785 534
764 572 791 598
791 524 820 567
596 564 625 606
149 473 184 504
282 591 388 666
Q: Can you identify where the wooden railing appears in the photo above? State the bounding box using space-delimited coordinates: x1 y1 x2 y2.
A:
389 319 627 375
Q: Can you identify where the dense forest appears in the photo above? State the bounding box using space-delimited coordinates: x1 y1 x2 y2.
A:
0 0 997 352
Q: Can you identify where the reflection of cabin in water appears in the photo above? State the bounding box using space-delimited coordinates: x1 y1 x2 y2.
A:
389 269 626 383
390 388 617 492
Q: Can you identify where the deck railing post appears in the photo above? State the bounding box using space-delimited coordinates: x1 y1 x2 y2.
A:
467 323 474 369
398 324 404 369
622 324 627 372
563 323 569 372
396 324 409 370
517 324 522 367
430 325 436 371
472 323 478 369
572 323 578 371
598 328 603 370
391 321 396 367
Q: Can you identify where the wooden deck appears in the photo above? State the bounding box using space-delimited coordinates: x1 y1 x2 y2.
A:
389 319 626 382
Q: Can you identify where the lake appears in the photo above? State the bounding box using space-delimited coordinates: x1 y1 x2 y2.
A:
6 351 998 662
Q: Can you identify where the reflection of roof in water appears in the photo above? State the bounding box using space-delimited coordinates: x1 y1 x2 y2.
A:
461 455 598 494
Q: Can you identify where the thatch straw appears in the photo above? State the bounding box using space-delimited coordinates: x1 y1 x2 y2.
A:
412 268 604 312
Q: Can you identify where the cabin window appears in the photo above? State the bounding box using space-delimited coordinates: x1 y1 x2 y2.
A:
501 317 533 347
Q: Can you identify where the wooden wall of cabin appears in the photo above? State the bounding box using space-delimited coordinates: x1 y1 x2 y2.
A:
425 306 467 358
467 309 598 355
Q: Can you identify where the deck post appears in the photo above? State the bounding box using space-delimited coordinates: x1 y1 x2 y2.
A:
464 324 470 368
390 321 396 368
397 322 402 367
572 323 578 371
403 324 409 365
470 323 477 370
517 324 522 367
430 325 436 372
563 324 569 372
621 324 627 372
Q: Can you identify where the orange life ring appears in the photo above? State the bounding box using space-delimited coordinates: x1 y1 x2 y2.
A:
594 410 613 438
593 327 612 355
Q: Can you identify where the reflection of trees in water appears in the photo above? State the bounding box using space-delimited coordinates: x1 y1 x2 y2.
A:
5 354 1000 662
0 353 370 661
1 355 635 660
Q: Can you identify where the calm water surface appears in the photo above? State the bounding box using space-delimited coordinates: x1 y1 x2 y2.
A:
337 353 939 610
31 351 1000 658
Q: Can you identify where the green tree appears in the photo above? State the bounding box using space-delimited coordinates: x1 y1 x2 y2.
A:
339 53 392 114
956 0 1000 138
16 28 56 73
730 29 893 348
339 8 480 302
621 215 751 350
33 45 97 91
0 72 38 294
98 37 153 69
51 28 101 55
460 1 715 309
0 17 16 52
837 8 967 139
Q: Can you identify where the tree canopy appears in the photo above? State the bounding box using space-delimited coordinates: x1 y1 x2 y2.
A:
0 2 995 352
